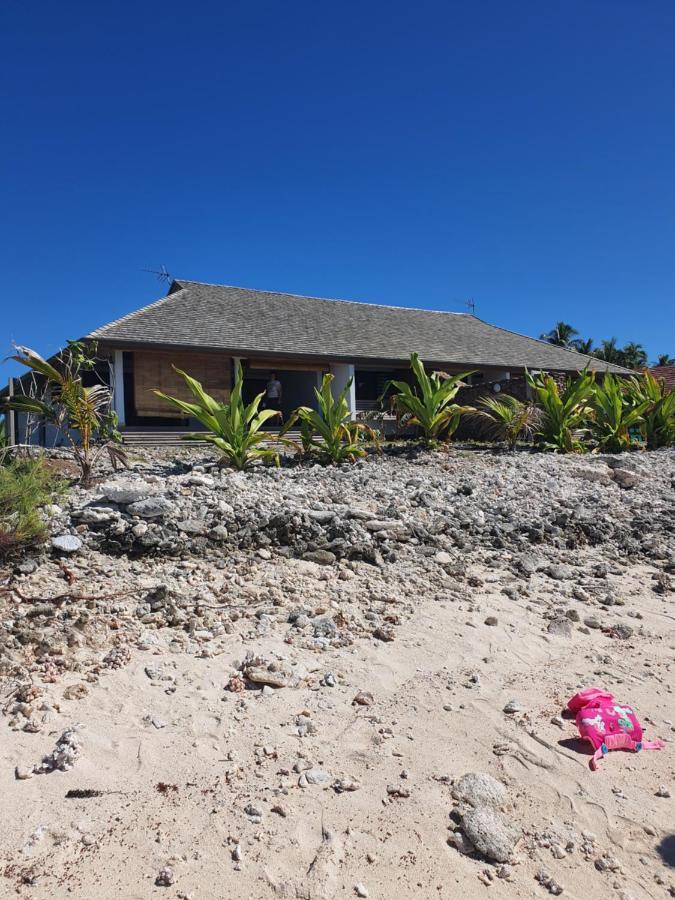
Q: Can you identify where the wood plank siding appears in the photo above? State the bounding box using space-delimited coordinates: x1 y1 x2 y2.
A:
133 350 231 417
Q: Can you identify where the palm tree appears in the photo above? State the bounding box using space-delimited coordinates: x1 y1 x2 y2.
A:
620 342 648 370
573 337 594 355
540 322 579 347
655 354 673 367
593 337 621 365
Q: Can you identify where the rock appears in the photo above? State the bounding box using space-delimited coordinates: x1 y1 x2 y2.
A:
244 665 289 688
126 497 174 519
544 564 573 581
34 726 81 773
484 616 498 626
354 883 369 898
333 777 361 793
503 699 522 715
298 768 332 788
51 534 82 554
584 616 602 629
655 784 671 798
302 549 336 565
101 481 156 504
547 617 573 638
353 691 374 707
15 765 34 780
176 519 208 534
612 469 638 489
155 866 175 887
461 806 520 862
452 772 508 808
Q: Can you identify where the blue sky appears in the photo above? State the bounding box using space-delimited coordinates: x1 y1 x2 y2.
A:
2 1 674 380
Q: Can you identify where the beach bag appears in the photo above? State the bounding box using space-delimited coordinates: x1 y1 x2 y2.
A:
567 687 664 770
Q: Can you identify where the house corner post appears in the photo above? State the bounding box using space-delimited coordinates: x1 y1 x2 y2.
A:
329 363 356 420
113 350 126 426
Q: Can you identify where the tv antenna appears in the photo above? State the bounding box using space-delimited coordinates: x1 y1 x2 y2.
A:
142 265 172 284
466 298 476 315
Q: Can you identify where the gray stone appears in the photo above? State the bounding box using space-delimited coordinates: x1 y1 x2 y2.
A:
302 549 336 565
176 518 208 534
547 617 573 638
461 806 520 862
126 496 174 519
101 481 156 504
452 772 507 808
51 534 83 554
298 767 332 788
544 564 573 581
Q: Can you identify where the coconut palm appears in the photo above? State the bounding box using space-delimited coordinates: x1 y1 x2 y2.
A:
620 342 648 370
385 353 474 446
4 344 127 485
540 322 579 347
471 395 540 450
572 337 594 355
153 362 284 470
526 369 596 453
654 354 673 367
593 337 622 365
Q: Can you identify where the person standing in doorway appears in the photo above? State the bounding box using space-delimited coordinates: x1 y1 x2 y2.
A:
265 372 283 423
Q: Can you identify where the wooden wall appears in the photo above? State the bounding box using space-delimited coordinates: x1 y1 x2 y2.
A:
134 350 231 417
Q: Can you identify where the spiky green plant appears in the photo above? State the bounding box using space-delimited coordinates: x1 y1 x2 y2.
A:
471 395 541 450
625 371 675 449
385 353 473 447
154 362 284 470
588 374 650 453
4 344 128 486
287 374 376 464
526 369 596 453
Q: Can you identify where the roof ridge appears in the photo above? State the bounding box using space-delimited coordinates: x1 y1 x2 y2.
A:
174 280 471 317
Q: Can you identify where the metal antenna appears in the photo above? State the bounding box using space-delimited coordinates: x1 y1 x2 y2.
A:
466 298 476 314
142 265 172 284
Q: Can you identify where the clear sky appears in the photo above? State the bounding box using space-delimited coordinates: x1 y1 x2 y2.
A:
2 0 674 380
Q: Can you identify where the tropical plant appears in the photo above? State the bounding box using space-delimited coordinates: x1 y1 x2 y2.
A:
588 374 650 453
540 322 579 347
4 344 128 486
526 369 596 452
471 395 541 450
154 362 284 470
0 457 66 557
572 337 595 355
620 342 648 370
593 337 622 365
286 374 376 464
385 353 474 447
626 371 675 450
655 354 673 367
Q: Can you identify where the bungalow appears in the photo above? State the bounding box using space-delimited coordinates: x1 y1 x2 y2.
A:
6 279 629 444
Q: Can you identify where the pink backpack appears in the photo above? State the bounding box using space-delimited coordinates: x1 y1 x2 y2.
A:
567 687 664 770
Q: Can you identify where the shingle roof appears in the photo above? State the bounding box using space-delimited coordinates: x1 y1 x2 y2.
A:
646 366 675 390
88 280 630 373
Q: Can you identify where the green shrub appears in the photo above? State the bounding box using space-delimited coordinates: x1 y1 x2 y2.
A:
287 374 376 464
526 369 595 453
4 343 128 485
154 362 284 470
626 371 675 449
0 457 66 556
471 395 541 450
386 353 474 447
588 374 650 453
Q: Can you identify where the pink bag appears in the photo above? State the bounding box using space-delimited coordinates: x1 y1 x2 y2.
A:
567 687 664 770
